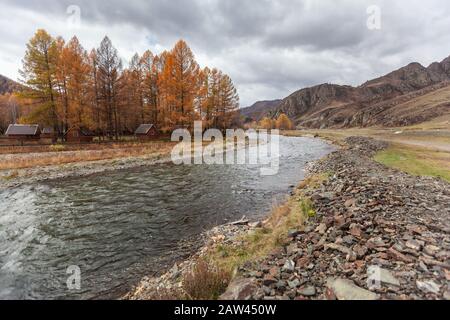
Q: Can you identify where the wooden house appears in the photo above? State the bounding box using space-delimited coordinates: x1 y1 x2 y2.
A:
5 124 41 140
135 124 159 140
65 127 95 143
41 127 57 143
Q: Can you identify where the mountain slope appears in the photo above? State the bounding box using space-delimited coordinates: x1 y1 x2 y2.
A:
271 55 450 128
240 100 282 121
0 74 21 95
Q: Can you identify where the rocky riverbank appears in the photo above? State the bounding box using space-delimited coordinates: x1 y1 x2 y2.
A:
127 136 450 300
224 136 450 300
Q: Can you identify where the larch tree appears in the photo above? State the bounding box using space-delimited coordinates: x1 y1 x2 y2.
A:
96 36 123 140
19 29 59 130
276 113 293 130
164 40 200 128
16 30 241 137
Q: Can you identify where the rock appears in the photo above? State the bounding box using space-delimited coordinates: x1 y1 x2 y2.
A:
418 261 429 272
325 243 352 255
275 280 287 291
262 275 277 286
282 259 295 273
248 221 262 228
416 280 441 294
296 256 310 268
268 266 279 278
326 278 378 300
405 239 424 251
286 243 299 255
288 279 301 289
349 225 363 238
353 244 368 259
220 278 257 300
368 266 400 287
344 198 356 208
387 248 414 263
342 235 355 245
444 291 450 300
423 245 440 257
367 237 387 248
288 229 301 238
316 223 327 235
298 286 316 297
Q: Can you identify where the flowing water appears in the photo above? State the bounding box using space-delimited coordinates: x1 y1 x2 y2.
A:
0 136 334 299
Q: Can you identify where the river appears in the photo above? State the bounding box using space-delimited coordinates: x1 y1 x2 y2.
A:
0 135 334 299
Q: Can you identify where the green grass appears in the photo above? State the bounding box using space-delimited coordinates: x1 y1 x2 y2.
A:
374 144 450 182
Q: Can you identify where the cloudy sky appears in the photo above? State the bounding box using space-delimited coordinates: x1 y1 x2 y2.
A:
1 0 450 106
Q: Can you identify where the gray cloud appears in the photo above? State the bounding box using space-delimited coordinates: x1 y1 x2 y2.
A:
1 0 450 106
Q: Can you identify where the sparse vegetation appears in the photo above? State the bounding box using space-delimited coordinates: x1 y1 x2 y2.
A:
0 142 175 170
206 174 326 277
182 259 232 300
375 143 450 182
48 144 66 152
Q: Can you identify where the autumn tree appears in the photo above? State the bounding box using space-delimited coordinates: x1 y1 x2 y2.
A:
96 36 123 140
259 117 275 130
276 113 293 130
17 30 241 138
161 40 200 129
19 29 59 130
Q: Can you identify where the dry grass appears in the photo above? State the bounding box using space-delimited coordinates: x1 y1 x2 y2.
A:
182 259 232 300
0 142 176 170
206 174 326 275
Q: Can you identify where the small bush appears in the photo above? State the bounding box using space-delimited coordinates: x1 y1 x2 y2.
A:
49 144 66 152
300 198 316 218
182 259 231 300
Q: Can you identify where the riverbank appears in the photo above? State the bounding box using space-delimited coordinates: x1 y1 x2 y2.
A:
126 136 449 300
0 145 174 190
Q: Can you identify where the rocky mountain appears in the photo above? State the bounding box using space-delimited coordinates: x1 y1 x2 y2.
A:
239 100 282 122
0 74 21 95
270 55 450 128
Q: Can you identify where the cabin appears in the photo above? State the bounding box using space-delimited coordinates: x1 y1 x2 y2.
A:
41 127 57 143
5 124 41 140
135 124 159 140
65 126 95 143
41 127 55 137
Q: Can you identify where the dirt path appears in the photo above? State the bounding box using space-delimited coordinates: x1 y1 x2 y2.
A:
381 137 450 152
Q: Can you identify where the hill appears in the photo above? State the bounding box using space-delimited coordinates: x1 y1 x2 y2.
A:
0 74 21 95
269 55 450 128
239 100 282 122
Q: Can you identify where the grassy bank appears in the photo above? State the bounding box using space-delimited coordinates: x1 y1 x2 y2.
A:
0 141 176 170
374 143 450 182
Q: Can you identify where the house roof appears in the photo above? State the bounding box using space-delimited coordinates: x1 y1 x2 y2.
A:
5 124 40 136
135 124 155 135
65 126 95 137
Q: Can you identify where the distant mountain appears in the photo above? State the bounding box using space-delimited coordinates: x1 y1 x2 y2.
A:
266 55 450 128
239 100 282 122
0 74 21 95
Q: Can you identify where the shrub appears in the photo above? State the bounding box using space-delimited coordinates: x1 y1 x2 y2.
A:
49 144 66 152
182 259 231 300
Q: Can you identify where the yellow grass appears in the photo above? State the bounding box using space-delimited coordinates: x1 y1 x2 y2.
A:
206 173 327 274
0 142 176 170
